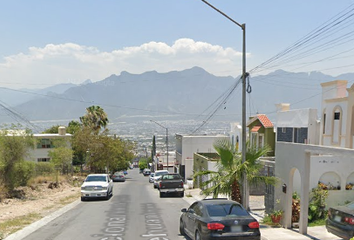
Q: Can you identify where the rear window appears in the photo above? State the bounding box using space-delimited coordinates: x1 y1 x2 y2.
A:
85 175 107 182
206 204 250 217
155 171 168 176
162 174 181 180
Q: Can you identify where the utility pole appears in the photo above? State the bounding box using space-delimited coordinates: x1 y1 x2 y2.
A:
150 120 169 171
201 0 249 209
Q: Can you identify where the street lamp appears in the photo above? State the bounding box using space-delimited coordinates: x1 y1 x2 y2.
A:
201 0 249 209
150 120 169 171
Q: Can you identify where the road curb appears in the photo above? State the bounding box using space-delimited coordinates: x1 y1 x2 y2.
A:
4 199 81 240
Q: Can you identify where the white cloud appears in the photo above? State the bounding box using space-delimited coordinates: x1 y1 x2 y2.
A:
0 38 244 89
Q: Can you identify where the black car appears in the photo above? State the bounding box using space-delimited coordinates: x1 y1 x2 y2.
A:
326 201 354 239
180 199 260 240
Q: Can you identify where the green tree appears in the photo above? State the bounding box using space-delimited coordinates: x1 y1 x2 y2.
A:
42 125 60 133
151 135 156 168
48 147 73 174
139 158 148 170
72 127 135 173
194 139 277 204
67 120 82 134
79 106 109 133
0 128 34 193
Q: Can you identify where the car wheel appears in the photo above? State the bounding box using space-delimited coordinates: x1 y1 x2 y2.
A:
81 197 85 201
159 192 164 198
179 219 185 235
180 192 184 197
195 230 201 240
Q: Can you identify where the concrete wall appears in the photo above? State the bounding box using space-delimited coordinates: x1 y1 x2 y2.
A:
275 142 354 233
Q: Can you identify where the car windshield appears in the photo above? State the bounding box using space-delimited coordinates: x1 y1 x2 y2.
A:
85 176 107 182
206 204 250 217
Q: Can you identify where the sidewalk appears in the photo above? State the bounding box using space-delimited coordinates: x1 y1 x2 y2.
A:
183 187 342 240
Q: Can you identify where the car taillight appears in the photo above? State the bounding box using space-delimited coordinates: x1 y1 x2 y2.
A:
207 223 225 230
248 221 260 229
159 182 162 188
345 217 354 225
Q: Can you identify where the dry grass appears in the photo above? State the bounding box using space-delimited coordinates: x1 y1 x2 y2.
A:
0 175 81 239
0 213 42 239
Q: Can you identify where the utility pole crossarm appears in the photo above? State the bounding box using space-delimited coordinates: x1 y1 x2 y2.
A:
201 0 244 28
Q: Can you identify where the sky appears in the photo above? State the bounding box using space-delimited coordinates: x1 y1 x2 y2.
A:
0 0 354 89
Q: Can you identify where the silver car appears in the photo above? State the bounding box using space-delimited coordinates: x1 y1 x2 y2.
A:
149 173 155 183
81 174 113 201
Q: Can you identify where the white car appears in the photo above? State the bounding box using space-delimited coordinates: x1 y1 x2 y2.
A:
81 174 113 201
152 170 169 188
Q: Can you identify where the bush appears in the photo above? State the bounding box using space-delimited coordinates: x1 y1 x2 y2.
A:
35 162 55 176
14 161 35 186
308 185 328 222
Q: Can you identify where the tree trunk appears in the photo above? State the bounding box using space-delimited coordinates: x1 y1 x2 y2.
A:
231 180 242 204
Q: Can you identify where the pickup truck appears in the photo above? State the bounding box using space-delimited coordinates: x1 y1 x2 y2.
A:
158 173 184 198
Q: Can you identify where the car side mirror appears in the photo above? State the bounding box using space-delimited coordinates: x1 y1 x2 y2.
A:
181 208 187 213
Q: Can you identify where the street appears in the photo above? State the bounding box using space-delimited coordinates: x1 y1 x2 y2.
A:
23 169 189 240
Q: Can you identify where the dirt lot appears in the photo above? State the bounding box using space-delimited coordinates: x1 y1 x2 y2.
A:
0 181 81 239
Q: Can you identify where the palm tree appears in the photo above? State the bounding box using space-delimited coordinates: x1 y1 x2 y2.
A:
80 105 109 132
194 139 277 205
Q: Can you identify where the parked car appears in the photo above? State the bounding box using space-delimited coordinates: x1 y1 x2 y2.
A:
152 170 169 188
143 168 151 176
180 199 261 240
81 174 113 201
123 170 128 175
159 173 184 197
111 171 126 182
149 173 155 183
326 201 354 239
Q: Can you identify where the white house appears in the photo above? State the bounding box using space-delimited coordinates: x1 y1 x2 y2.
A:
274 80 354 235
175 134 227 181
27 126 72 162
229 122 242 152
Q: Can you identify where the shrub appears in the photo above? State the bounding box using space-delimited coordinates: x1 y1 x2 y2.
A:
14 161 35 186
308 185 328 222
35 162 55 176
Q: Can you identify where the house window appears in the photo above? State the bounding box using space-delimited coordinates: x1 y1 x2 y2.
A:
282 128 286 133
38 158 50 162
332 108 342 145
323 113 326 134
334 112 340 120
37 139 52 148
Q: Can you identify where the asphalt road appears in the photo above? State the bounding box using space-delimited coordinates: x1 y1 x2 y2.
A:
23 169 190 240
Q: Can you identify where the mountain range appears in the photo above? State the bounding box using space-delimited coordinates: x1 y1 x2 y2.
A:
1 67 353 128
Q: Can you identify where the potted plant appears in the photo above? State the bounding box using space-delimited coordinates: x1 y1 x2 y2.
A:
270 210 283 224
